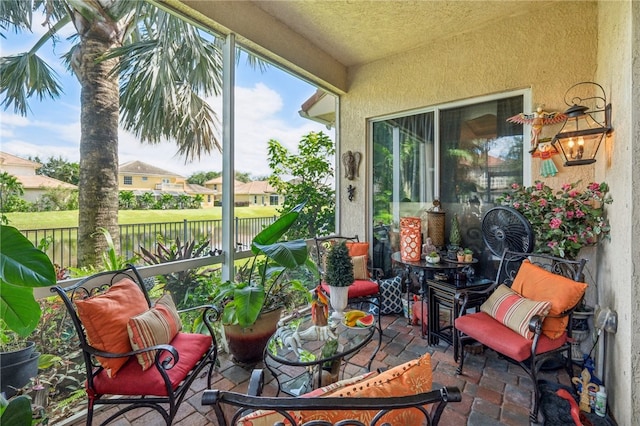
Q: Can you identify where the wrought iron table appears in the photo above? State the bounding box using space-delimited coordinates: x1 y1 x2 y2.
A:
264 315 374 396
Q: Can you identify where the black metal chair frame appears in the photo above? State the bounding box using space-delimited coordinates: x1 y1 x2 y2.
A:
202 369 462 426
51 265 219 426
312 235 384 370
455 249 587 422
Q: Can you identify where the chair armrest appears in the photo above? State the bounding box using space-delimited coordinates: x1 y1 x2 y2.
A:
177 304 220 336
455 283 498 314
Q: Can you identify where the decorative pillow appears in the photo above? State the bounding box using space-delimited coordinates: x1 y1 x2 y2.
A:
298 352 433 425
480 284 552 339
351 255 369 280
75 278 148 377
127 293 183 370
511 260 588 339
237 372 377 426
379 275 403 315
345 241 369 259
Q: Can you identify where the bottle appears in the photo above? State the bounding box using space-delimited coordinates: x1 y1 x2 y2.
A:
595 385 607 417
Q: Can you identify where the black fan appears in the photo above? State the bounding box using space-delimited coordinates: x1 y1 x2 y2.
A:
482 206 534 256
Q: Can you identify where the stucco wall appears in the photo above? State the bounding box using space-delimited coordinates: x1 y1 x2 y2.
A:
340 1 636 422
595 1 639 424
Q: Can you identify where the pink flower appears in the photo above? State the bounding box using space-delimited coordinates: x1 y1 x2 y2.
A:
575 210 585 218
588 182 600 191
562 183 572 191
511 183 520 190
550 218 562 229
567 235 578 243
513 202 520 209
535 182 544 191
569 190 579 198
552 207 563 213
547 241 558 248
539 198 547 207
566 211 575 219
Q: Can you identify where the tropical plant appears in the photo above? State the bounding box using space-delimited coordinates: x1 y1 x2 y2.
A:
267 131 336 239
497 181 612 259
324 241 354 288
1 2 224 267
0 172 25 213
213 203 315 327
118 190 136 210
137 237 211 308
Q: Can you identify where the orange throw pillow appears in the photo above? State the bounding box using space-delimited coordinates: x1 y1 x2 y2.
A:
512 260 587 339
75 278 148 377
299 352 433 424
346 241 369 259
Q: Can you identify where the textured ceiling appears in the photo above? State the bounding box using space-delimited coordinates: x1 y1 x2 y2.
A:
251 1 555 67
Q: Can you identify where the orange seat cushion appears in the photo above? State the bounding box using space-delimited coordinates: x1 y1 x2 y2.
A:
511 260 587 339
75 279 149 377
322 280 379 299
455 312 567 362
91 332 212 396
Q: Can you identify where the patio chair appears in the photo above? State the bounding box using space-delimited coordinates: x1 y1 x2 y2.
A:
454 249 587 422
203 353 462 425
312 235 383 370
51 265 219 426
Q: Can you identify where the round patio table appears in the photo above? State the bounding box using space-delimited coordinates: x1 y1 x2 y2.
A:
264 314 374 396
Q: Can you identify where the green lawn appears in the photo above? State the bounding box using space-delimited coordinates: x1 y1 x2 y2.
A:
5 206 280 230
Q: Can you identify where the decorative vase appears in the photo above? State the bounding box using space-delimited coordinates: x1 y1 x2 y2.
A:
329 285 350 321
400 217 422 262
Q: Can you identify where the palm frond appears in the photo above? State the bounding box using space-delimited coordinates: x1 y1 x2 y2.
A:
0 0 35 33
0 52 62 115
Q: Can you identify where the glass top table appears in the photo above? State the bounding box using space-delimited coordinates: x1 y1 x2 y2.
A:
264 314 374 396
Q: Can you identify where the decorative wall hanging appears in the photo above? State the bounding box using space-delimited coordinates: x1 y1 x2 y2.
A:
531 138 560 177
342 150 362 180
507 106 567 152
347 184 356 202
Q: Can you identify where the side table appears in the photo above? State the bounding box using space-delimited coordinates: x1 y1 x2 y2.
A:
264 315 374 396
426 277 492 359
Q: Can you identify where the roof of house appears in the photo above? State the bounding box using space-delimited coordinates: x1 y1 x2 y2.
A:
119 161 183 177
0 151 41 169
17 175 77 190
234 180 277 195
204 177 244 187
184 183 217 194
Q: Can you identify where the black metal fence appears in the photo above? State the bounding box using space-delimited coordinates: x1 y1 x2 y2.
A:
21 216 277 268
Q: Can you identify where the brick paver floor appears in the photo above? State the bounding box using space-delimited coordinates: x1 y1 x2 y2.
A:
61 315 572 426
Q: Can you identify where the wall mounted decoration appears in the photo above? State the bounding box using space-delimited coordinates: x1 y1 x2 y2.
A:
342 151 362 180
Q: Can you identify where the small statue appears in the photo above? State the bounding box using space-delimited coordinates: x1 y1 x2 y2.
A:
311 285 329 327
422 237 437 257
571 368 600 413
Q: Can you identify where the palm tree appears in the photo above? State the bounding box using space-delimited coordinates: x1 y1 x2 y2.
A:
1 1 222 266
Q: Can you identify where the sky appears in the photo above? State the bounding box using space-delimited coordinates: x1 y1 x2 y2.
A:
0 12 332 179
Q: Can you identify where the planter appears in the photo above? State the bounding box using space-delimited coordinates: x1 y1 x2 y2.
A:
223 308 282 364
1 347 40 398
0 341 36 366
328 285 349 321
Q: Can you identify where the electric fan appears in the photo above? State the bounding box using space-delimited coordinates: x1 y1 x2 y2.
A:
481 206 534 256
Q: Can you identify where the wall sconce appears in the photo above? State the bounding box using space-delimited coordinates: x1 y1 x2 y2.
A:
552 82 612 166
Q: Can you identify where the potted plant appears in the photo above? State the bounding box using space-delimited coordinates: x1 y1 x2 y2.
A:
456 249 465 262
213 203 315 364
447 214 462 259
463 248 473 263
425 251 441 264
324 241 354 321
0 224 56 421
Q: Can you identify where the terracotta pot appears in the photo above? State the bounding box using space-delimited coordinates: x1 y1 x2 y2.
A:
223 308 282 364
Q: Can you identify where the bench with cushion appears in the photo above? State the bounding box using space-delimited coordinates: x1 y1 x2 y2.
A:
51 265 219 426
202 352 461 425
454 249 587 422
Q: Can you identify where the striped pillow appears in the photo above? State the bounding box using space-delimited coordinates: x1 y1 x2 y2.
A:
351 255 369 280
127 293 182 370
480 284 551 339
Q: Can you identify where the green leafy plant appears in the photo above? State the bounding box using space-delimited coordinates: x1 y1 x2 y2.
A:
138 237 211 308
213 202 315 327
497 181 612 259
325 241 354 288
